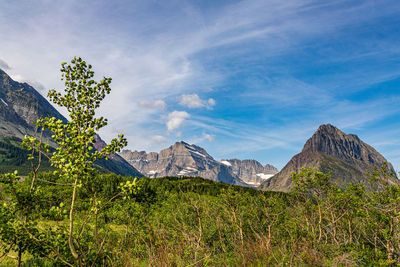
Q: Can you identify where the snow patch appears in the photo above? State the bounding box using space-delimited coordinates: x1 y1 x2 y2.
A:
184 144 207 158
148 170 156 175
256 173 274 180
178 167 198 176
178 170 190 175
245 181 261 186
0 98 8 106
190 150 206 158
133 159 148 162
221 160 232 166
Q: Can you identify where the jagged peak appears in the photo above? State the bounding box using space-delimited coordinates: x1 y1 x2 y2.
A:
315 124 344 135
304 124 359 151
313 124 364 142
173 141 195 150
175 141 205 151
176 140 189 145
301 124 393 170
304 124 352 152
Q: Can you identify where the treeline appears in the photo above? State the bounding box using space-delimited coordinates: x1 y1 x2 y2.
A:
0 168 399 266
0 136 54 175
0 137 27 165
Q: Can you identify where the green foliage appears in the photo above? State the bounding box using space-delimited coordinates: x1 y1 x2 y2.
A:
1 168 400 266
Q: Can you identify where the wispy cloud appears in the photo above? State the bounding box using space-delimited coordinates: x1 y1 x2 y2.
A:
139 100 166 110
188 132 215 144
151 135 168 144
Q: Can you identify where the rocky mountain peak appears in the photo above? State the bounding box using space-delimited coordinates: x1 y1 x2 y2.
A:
302 124 385 166
260 124 397 191
168 141 216 162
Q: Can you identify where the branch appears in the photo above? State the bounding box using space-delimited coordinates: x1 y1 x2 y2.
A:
0 243 15 264
98 192 123 212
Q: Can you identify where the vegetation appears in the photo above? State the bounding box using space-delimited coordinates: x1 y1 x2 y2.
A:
0 57 399 266
0 170 399 266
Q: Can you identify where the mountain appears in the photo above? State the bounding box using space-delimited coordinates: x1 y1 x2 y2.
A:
0 68 66 139
120 141 278 186
260 124 397 191
120 141 243 184
0 68 142 177
220 159 278 185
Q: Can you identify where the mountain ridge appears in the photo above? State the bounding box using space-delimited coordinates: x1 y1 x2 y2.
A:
120 141 278 186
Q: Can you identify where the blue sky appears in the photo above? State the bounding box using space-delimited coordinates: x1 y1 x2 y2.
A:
1 0 400 171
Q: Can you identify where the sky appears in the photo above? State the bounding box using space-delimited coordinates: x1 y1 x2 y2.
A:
1 0 400 171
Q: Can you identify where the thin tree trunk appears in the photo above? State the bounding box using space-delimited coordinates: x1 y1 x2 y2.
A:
318 204 322 242
17 246 22 267
348 219 353 243
388 220 394 261
267 224 272 249
69 178 80 265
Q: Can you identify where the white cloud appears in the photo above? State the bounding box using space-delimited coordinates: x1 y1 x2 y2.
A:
167 111 190 131
139 99 166 110
179 94 216 109
179 94 205 108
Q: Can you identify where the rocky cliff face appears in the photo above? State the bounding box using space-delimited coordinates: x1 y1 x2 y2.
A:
121 142 278 186
0 68 142 177
303 124 392 167
260 124 397 191
220 159 278 185
0 68 65 138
